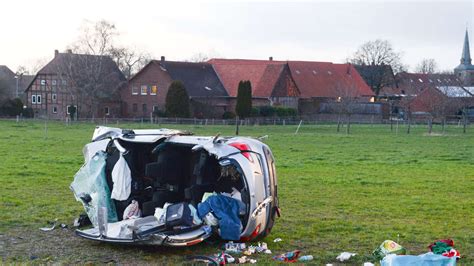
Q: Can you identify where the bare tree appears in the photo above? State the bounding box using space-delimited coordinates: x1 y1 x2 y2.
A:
109 46 151 79
348 39 405 96
56 20 126 119
188 52 210 63
15 66 30 75
415 58 438 74
71 20 118 55
187 50 222 63
333 81 359 134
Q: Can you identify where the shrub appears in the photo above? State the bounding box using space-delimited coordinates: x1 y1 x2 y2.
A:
222 111 236 119
235 80 252 118
258 106 275 117
165 80 190 118
0 98 23 116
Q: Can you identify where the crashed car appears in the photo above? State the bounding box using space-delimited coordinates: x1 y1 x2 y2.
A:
71 126 279 246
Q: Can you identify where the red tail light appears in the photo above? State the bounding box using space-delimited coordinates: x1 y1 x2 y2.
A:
228 142 253 162
240 223 261 242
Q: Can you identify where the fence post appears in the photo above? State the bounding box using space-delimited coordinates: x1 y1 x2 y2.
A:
295 120 303 135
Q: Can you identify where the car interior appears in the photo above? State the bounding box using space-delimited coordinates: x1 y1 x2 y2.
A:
103 139 250 231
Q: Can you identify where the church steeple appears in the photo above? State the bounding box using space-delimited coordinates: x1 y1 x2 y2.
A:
460 29 472 65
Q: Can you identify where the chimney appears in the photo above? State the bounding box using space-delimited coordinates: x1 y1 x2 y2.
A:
161 56 165 62
269 56 273 61
54 50 59 57
67 49 72 54
347 64 351 75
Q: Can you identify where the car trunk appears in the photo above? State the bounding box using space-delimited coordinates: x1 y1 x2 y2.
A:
73 138 250 245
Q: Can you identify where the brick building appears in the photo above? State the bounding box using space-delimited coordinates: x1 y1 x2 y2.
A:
122 57 229 118
25 50 126 119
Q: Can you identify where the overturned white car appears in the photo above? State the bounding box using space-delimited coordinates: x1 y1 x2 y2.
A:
71 127 279 246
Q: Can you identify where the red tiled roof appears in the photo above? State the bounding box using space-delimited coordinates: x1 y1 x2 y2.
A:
209 58 373 98
209 59 284 97
287 61 373 98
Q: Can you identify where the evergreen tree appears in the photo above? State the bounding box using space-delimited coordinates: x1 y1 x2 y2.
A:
165 80 190 117
235 80 252 118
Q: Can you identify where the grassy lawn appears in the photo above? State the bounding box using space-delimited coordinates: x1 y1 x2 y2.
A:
1 120 473 264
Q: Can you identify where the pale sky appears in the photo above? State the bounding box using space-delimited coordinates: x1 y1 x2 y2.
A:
1 0 473 73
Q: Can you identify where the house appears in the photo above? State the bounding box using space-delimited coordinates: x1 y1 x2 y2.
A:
387 72 473 118
209 58 373 114
208 58 299 109
25 50 126 119
121 57 229 118
0 65 34 101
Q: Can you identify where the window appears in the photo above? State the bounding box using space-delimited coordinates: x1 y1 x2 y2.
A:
141 85 148 95
62 79 67 86
32 95 36 104
40 80 46 86
52 106 58 113
132 103 138 112
67 105 77 115
153 105 159 112
142 104 147 113
37 95 42 104
132 86 138 95
52 93 57 101
151 85 157 95
104 107 110 115
52 80 57 86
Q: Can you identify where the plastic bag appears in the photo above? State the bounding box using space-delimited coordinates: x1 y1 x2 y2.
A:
373 240 407 260
110 152 131 201
123 200 141 220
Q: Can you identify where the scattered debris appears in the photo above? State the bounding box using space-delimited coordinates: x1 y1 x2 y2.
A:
273 250 301 262
336 252 357 262
224 242 246 254
428 239 460 258
373 240 406 260
39 219 58 232
298 255 314 261
381 253 457 266
273 238 283 242
363 262 375 266
73 213 91 228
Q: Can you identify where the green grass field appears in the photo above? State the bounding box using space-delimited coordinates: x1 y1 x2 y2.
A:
1 120 473 264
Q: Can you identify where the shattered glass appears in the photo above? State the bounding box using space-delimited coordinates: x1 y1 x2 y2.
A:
70 151 118 227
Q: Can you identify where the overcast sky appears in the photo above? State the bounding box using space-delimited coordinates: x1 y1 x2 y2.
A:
1 0 473 73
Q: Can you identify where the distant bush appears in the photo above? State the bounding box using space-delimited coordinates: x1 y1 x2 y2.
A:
251 107 259 117
0 98 23 116
235 80 252 118
22 107 34 118
165 80 190 118
222 111 236 119
251 106 297 117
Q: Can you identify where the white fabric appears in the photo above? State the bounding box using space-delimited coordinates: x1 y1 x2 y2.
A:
111 153 132 201
122 200 141 220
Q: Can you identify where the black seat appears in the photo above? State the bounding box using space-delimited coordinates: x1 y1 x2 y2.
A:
145 159 183 208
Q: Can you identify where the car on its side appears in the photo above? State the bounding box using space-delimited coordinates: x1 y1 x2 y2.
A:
71 126 279 246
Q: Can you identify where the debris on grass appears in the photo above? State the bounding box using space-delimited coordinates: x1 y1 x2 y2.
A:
336 252 357 262
273 250 301 262
273 238 283 242
428 239 460 258
39 219 58 232
373 240 406 260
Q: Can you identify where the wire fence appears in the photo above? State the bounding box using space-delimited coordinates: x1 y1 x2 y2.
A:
1 114 471 127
